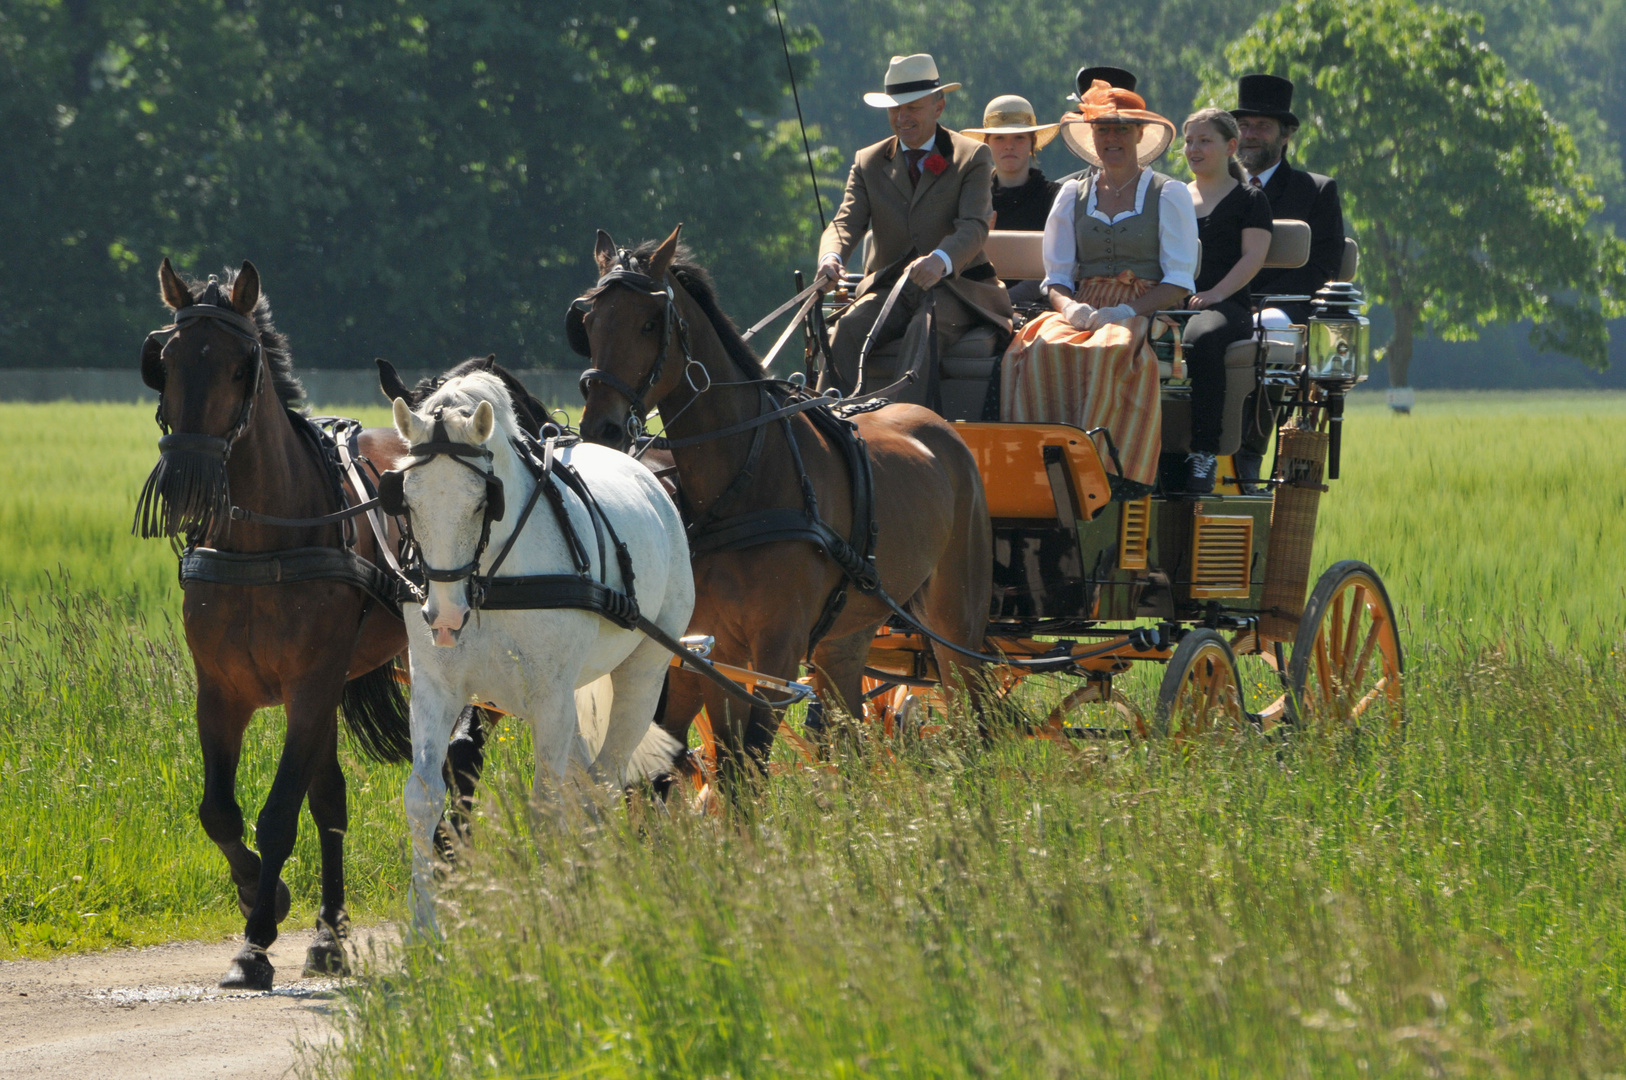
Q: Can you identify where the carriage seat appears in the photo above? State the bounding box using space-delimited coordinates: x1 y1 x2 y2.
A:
1162 221 1313 455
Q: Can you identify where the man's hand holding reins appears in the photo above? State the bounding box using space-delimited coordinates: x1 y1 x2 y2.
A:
817 254 846 293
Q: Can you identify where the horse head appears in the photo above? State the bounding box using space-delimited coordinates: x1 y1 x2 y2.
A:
133 259 291 540
388 372 516 646
576 224 693 450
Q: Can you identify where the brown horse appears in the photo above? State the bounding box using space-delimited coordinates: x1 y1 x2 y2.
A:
136 260 414 989
577 227 992 782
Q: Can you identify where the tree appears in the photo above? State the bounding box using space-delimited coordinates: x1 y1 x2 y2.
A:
0 1 823 370
1197 0 1626 387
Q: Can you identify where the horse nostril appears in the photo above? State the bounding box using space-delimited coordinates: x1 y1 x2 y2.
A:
421 606 435 625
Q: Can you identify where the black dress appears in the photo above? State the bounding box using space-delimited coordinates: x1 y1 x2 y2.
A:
990 168 1060 232
1183 182 1273 453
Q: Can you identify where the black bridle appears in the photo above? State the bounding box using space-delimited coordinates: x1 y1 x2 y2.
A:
376 407 507 599
143 282 266 453
569 253 694 441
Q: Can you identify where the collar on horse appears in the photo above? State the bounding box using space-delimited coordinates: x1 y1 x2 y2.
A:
570 252 693 441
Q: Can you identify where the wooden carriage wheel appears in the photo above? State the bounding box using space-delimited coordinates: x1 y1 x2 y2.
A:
1029 678 1147 738
1286 560 1404 732
1153 629 1247 739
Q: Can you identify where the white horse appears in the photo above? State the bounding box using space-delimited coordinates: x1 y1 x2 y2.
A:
389 371 693 931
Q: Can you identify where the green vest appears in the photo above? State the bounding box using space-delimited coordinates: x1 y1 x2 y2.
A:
1073 171 1168 283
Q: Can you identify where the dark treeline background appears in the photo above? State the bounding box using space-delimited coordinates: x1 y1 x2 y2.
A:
4 0 1624 384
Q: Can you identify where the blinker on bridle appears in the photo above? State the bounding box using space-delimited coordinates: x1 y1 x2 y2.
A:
377 406 506 602
571 252 692 441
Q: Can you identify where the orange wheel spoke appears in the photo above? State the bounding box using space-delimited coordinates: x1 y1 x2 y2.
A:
1313 634 1332 703
1350 618 1383 693
1349 676 1389 720
1342 585 1366 674
1328 592 1346 666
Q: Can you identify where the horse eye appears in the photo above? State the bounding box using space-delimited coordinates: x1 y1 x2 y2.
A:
642 319 658 333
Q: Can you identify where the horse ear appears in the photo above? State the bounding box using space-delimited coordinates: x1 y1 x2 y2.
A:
159 258 192 310
471 400 495 445
648 223 683 281
392 397 415 440
230 260 260 315
479 353 496 371
377 358 410 404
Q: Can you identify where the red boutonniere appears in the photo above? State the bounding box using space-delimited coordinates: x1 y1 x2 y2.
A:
922 152 948 176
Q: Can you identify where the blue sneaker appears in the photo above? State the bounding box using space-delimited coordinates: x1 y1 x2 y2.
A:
1184 451 1217 494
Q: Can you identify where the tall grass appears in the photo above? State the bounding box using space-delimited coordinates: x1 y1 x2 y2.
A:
313 637 1626 1078
0 583 412 957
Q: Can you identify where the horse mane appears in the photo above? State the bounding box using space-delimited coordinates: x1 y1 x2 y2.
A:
408 356 551 438
625 240 768 380
419 370 522 444
184 268 303 409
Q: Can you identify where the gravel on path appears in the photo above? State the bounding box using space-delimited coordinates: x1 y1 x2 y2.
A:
0 925 397 1080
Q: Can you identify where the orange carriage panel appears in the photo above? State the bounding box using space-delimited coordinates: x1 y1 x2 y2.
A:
952 422 1112 522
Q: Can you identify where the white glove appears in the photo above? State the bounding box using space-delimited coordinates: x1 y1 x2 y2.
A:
1062 300 1097 329
1085 303 1138 331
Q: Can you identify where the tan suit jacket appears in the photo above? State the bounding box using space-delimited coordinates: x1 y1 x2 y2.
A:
819 126 1012 330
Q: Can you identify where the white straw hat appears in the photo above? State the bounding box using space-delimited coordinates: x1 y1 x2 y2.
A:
863 54 962 108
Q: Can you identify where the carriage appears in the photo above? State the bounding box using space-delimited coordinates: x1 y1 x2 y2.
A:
682 220 1402 772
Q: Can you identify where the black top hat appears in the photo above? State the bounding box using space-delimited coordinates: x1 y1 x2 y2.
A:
1231 73 1299 127
1074 66 1137 98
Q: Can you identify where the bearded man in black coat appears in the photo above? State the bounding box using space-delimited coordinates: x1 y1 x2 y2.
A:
1231 73 1346 484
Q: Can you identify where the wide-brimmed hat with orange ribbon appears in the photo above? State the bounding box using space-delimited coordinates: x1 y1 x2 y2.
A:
1059 80 1176 167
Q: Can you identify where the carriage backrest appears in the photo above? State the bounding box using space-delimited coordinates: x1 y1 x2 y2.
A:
1261 220 1310 270
985 220 1312 283
1339 236 1359 282
983 230 1046 282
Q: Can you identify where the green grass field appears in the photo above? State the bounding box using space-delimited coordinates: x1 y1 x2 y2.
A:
2 394 1625 1076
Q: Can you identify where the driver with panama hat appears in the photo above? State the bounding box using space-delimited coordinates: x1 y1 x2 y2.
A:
815 53 1012 402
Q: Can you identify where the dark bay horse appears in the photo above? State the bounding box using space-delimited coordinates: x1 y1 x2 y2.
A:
136 260 413 989
576 227 993 783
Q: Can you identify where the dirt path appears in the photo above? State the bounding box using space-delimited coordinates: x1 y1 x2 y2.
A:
0 925 396 1079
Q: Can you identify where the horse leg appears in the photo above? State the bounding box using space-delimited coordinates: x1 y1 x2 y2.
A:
221 675 345 990
195 683 287 942
592 636 679 789
528 684 585 827
302 721 350 977
810 627 877 726
435 704 489 859
403 678 460 939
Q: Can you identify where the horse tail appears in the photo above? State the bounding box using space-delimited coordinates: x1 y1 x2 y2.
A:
340 660 414 764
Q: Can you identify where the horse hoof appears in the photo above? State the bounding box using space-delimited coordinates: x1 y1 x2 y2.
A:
219 946 275 990
303 927 350 977
236 878 293 923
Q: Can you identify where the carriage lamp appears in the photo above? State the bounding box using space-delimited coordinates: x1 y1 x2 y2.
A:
1306 282 1370 390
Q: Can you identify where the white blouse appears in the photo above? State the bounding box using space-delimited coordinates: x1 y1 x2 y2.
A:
1039 170 1200 294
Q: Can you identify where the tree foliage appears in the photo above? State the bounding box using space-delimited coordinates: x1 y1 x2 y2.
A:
1198 0 1626 381
0 0 821 370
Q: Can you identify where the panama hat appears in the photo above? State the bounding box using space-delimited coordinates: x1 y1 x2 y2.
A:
961 95 1060 150
1059 80 1175 167
863 54 962 108
1231 73 1300 128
